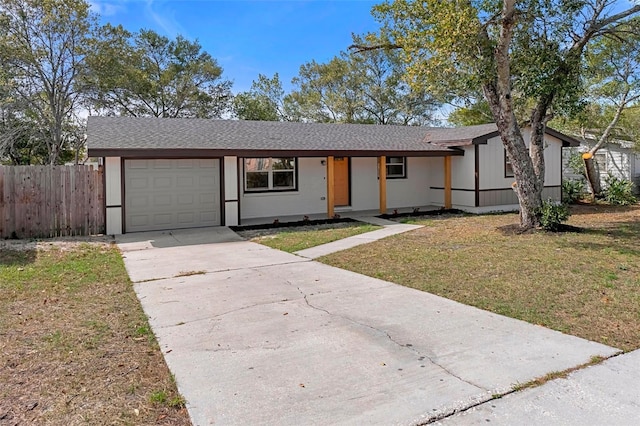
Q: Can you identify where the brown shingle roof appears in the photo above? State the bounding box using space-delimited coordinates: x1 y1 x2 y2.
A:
86 117 578 158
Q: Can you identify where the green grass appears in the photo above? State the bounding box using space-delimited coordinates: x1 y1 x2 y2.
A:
0 244 190 424
150 389 187 408
320 205 640 352
252 223 381 252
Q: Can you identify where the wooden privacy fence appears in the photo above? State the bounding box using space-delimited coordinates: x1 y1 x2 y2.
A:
0 165 105 239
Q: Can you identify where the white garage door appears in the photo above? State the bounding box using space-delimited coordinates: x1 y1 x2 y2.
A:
125 159 221 232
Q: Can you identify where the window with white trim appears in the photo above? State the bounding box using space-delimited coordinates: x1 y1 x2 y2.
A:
244 157 297 192
385 157 407 179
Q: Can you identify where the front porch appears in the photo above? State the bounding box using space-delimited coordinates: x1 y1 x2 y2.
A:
228 154 456 227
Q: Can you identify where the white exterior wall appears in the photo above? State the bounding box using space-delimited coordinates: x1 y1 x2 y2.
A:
328 156 435 211
386 157 432 208
632 153 640 192
427 148 476 208
105 157 123 235
606 149 630 181
479 131 562 190
239 156 438 219
350 157 379 211
240 157 327 220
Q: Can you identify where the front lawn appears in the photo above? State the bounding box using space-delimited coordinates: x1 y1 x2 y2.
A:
246 222 381 252
320 204 640 352
0 243 190 424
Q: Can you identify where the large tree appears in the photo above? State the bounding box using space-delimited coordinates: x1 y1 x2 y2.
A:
85 28 232 118
0 0 96 164
555 21 640 196
288 38 439 124
365 0 640 228
288 56 364 123
233 73 289 121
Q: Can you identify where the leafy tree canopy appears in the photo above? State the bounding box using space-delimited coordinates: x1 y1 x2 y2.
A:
287 33 440 125
233 73 288 121
0 0 96 164
85 28 232 118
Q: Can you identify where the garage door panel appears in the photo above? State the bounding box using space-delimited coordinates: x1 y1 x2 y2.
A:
177 176 195 188
153 159 172 169
128 160 149 169
153 213 173 226
129 196 149 208
129 214 150 227
200 211 217 222
176 212 196 225
177 193 194 205
200 193 215 204
177 159 196 168
199 175 216 186
129 177 149 190
125 159 220 232
153 176 172 188
153 194 172 206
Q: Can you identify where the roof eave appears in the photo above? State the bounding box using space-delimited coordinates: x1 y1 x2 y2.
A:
545 127 581 147
87 147 465 159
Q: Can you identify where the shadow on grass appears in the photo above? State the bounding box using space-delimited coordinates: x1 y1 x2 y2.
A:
558 220 640 257
569 203 639 216
0 249 37 267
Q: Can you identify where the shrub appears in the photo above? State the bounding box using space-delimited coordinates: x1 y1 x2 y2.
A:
537 200 570 231
603 175 637 206
562 179 584 204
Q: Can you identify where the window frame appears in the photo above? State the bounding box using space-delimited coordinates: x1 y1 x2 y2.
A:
244 157 298 193
385 156 407 179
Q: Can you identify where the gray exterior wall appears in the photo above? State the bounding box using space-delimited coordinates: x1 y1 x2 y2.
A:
479 187 561 207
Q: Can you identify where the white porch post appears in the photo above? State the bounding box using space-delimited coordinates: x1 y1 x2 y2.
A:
223 156 239 226
105 157 123 235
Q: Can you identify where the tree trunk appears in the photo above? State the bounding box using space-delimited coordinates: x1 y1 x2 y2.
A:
580 92 629 199
481 0 542 230
582 152 602 197
499 120 542 229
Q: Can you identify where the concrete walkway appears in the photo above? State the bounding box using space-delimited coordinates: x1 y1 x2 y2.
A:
294 217 422 259
117 226 625 425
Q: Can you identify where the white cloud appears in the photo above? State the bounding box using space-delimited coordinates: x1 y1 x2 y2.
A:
144 0 188 38
88 0 126 17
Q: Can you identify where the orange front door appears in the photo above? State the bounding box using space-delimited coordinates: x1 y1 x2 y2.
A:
333 157 350 206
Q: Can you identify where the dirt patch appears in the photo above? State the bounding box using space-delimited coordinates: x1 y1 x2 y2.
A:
0 234 115 252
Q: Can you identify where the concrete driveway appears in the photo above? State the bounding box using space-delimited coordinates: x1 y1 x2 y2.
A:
118 227 619 425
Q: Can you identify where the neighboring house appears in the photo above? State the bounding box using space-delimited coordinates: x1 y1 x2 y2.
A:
86 117 579 234
563 139 640 194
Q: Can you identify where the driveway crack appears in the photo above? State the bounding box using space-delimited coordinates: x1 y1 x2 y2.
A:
157 298 293 329
289 281 489 392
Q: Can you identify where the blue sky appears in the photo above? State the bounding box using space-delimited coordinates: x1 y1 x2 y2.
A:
89 0 381 93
